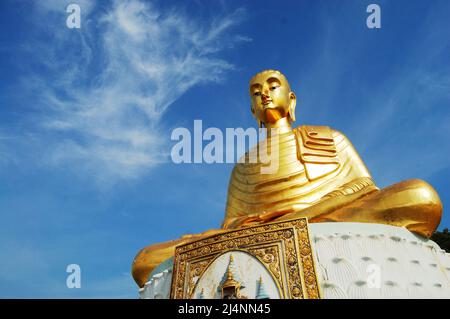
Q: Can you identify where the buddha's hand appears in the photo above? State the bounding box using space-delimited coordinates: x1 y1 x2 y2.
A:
257 208 296 223
223 213 267 229
274 178 379 223
222 208 296 229
180 228 227 240
321 177 378 199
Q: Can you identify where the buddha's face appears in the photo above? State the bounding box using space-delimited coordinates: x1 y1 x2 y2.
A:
249 70 296 126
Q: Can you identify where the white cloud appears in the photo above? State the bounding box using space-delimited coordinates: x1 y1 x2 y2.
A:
26 0 247 185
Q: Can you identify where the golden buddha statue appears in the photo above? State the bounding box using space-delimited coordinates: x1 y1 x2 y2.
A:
132 69 442 288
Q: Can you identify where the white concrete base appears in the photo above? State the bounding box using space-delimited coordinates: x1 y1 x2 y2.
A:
139 223 450 299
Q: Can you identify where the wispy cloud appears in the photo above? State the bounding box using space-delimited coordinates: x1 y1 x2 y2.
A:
21 0 247 185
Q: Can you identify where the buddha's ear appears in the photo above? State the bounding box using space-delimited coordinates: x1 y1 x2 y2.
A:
288 92 297 123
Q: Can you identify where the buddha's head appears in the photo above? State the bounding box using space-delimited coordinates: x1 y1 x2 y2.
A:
249 70 297 128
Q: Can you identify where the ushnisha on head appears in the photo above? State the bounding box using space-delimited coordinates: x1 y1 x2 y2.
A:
249 70 297 128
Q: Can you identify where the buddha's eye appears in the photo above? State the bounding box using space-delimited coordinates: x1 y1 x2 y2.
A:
253 92 261 96
270 85 279 91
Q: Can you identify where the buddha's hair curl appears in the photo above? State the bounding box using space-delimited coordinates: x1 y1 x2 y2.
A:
249 69 291 91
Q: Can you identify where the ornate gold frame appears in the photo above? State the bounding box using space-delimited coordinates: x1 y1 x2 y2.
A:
170 217 321 299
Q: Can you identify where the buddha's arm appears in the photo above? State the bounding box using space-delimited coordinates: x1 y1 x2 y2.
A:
222 207 295 229
331 129 375 184
274 130 379 223
223 130 379 229
223 177 379 229
314 130 380 204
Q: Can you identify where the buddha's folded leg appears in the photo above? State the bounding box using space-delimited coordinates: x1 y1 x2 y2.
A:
311 179 442 238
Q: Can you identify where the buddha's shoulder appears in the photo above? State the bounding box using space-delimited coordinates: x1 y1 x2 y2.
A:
294 125 350 143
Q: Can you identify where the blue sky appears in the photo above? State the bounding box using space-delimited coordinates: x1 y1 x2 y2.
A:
0 0 449 298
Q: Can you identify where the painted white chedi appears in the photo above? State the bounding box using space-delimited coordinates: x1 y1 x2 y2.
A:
139 222 450 299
